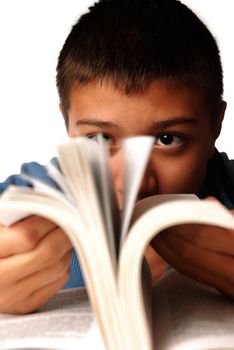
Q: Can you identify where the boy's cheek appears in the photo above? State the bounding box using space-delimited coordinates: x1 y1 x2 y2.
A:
148 155 207 195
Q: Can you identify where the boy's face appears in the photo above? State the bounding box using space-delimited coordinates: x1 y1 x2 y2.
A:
66 80 223 208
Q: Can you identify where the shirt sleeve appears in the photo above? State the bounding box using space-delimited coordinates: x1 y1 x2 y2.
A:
0 159 61 193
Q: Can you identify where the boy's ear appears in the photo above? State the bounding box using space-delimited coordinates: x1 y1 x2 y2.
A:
208 100 226 158
213 100 226 140
59 102 69 130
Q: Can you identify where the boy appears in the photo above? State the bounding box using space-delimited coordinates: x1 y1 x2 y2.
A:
0 0 234 314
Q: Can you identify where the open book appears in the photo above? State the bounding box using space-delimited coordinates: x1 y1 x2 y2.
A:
1 270 234 350
0 135 234 350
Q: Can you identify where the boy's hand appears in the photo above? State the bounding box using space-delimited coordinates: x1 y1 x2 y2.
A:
0 216 72 314
151 202 234 298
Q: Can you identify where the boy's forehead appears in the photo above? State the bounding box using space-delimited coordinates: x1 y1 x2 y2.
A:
68 81 211 129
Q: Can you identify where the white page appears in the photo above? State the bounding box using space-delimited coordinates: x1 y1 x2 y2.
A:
56 138 106 232
95 134 120 261
0 179 74 227
69 139 118 270
0 288 105 350
118 198 234 350
130 194 198 226
120 136 154 246
46 161 75 203
153 270 234 350
18 173 73 205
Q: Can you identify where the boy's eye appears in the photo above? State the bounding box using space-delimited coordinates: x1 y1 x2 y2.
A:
155 134 183 148
87 133 114 144
87 133 119 155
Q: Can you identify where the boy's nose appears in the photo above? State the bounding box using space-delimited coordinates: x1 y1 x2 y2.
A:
137 164 158 200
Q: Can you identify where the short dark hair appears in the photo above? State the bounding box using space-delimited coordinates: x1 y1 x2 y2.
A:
56 0 223 126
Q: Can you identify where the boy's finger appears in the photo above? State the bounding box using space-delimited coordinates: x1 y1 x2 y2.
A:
0 215 58 257
153 233 234 288
163 224 234 255
0 251 71 314
0 228 72 284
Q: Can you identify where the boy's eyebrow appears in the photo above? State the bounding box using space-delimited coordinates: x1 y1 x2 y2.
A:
150 117 199 130
75 116 199 130
75 119 119 129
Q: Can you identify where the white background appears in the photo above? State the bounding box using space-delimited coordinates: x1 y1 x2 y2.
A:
0 0 233 180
